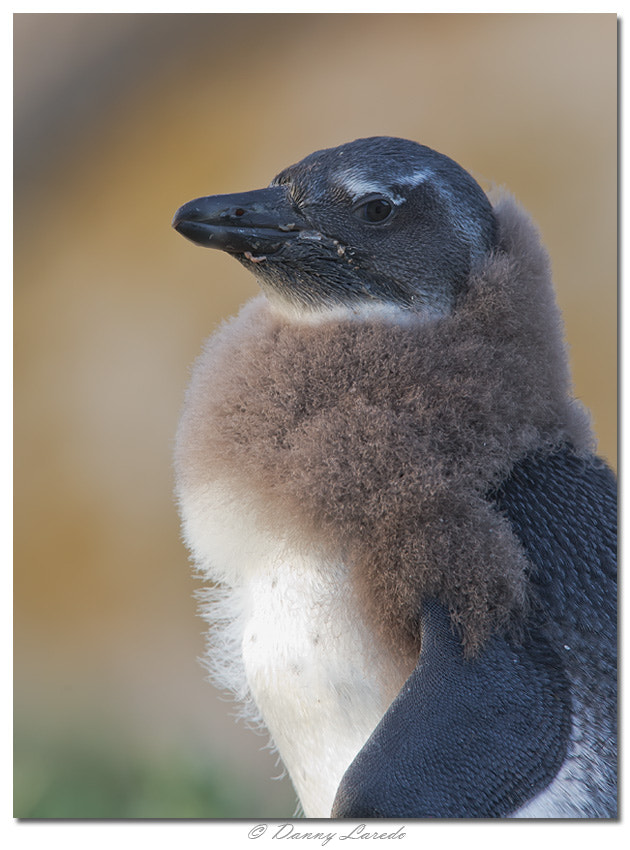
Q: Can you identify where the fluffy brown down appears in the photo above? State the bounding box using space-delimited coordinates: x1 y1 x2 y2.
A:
175 196 593 657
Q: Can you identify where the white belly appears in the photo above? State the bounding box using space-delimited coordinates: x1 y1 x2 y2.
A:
178 479 412 817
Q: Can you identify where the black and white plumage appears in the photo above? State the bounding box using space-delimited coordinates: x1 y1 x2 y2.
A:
172 137 617 818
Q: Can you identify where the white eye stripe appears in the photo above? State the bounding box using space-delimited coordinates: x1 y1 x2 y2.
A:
335 170 407 206
398 168 432 189
336 172 388 201
336 167 435 203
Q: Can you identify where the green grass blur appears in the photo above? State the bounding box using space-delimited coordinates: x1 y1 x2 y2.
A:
15 733 297 819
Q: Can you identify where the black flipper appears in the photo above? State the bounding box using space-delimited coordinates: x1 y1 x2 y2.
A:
331 599 571 819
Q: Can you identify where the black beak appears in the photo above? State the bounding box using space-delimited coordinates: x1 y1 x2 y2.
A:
172 185 305 255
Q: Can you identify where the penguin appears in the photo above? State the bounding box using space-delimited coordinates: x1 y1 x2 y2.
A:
172 137 617 819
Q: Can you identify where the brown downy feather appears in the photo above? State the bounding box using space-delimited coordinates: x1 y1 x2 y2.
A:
175 196 593 657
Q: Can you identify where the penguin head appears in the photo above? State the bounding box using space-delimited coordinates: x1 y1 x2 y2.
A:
172 137 497 318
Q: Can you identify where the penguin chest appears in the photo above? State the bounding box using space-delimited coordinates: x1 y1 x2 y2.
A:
242 558 409 818
178 479 411 818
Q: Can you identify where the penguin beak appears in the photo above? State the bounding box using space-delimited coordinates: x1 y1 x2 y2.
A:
172 186 305 256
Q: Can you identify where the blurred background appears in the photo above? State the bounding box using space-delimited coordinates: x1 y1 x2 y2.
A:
14 13 617 819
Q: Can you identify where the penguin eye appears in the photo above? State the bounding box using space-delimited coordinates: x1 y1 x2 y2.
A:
355 197 394 224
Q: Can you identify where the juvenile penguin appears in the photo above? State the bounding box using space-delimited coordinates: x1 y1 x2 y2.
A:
172 137 617 818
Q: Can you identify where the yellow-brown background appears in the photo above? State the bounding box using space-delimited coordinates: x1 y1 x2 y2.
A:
14 13 617 818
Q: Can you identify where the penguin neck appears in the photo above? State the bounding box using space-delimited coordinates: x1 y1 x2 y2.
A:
259 291 447 327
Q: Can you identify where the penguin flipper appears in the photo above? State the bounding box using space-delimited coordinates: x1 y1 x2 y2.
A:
331 600 571 818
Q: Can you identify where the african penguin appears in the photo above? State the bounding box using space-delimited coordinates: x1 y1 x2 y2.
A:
172 137 617 818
